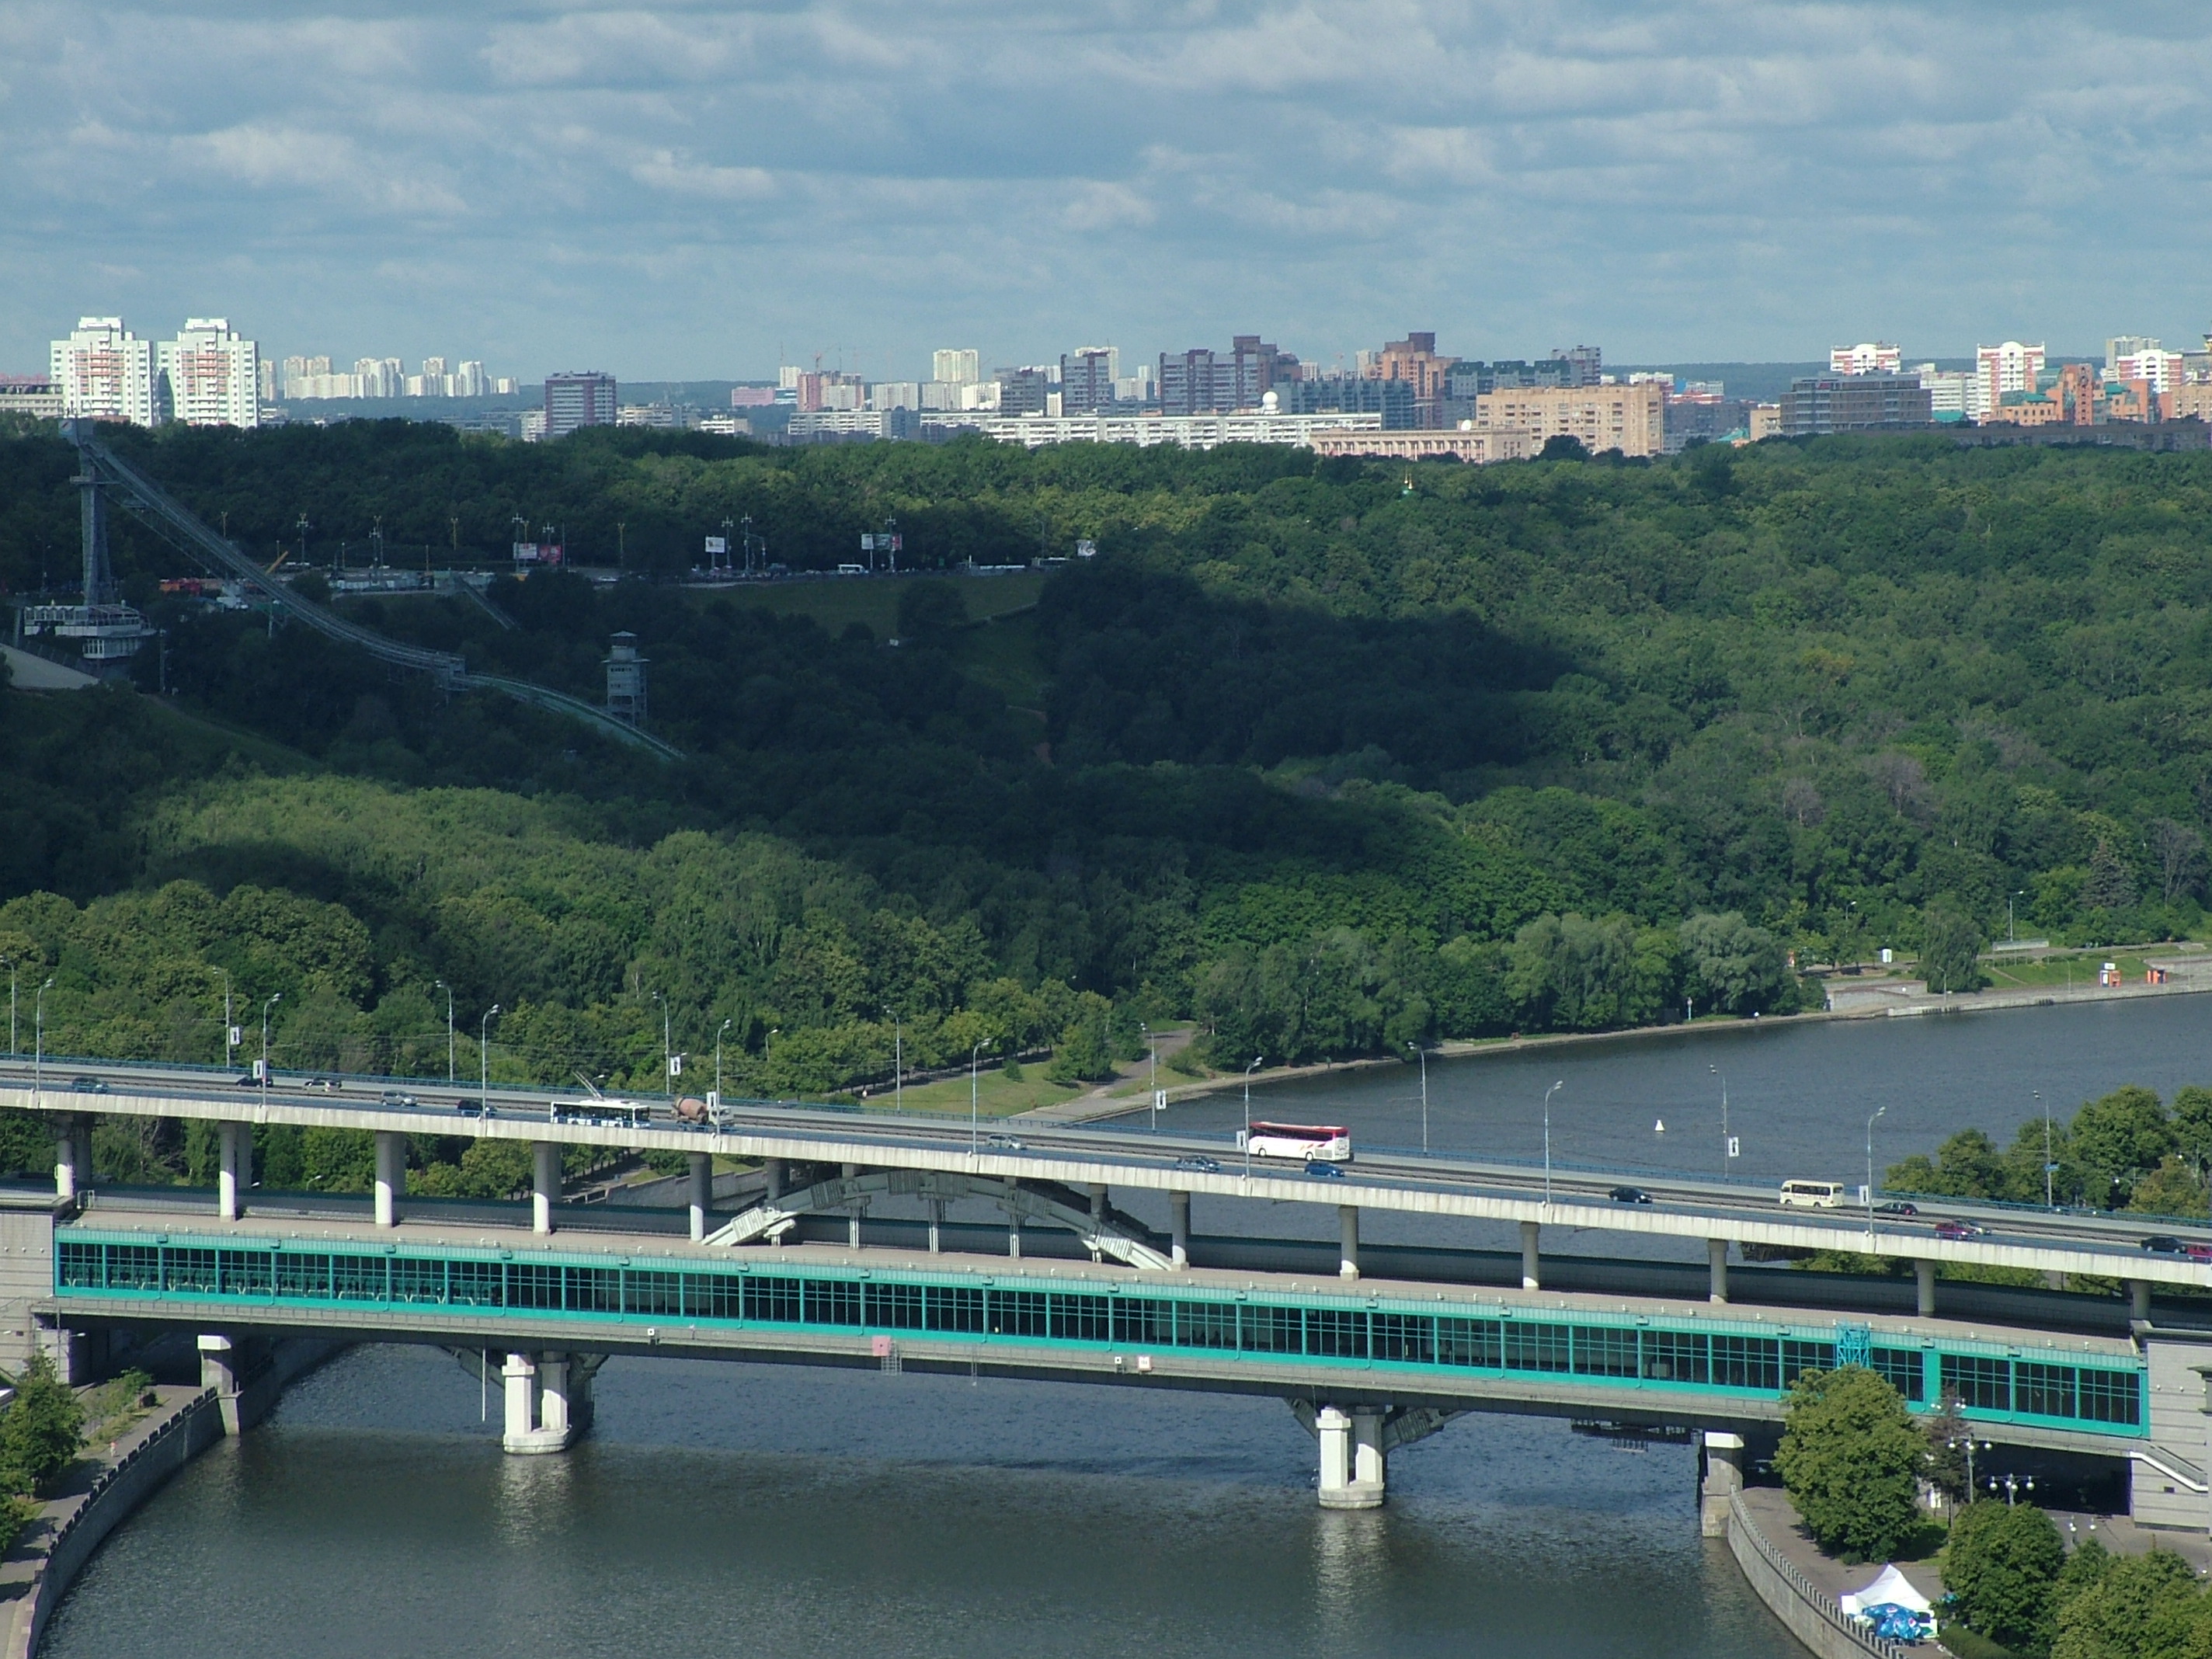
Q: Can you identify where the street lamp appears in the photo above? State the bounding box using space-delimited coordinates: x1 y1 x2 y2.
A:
1143 1022 1159 1131
885 1007 902 1113
970 1039 991 1154
716 1017 732 1103
479 1004 501 1111
33 978 56 1105
1411 1041 1430 1153
1542 1080 1563 1205
216 966 234 1069
2038 1089 2054 1209
436 980 454 1083
1866 1103 1887 1245
259 993 281 1106
2009 890 2025 946
1243 1056 1264 1178
1 955 15 1056
1988 1472 2036 1507
1713 1064 1733 1180
652 990 671 1091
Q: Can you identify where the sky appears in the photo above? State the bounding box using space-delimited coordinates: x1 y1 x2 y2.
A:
4 1 2211 384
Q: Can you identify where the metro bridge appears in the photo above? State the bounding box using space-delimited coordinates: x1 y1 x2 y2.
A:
3 1053 2211 1524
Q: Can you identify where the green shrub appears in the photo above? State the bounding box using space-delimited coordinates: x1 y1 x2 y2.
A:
1771 1365 1922 1563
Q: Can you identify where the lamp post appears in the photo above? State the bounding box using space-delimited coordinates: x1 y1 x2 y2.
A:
259 992 280 1106
2009 890 2025 945
479 1004 500 1111
34 978 56 1106
885 1007 902 1113
2 955 16 1056
1413 1041 1430 1153
1243 1056 1264 1178
1988 1473 2035 1507
1543 1079 1563 1206
970 1040 989 1154
1143 1022 1158 1130
1713 1063 1732 1180
2038 1089 2054 1209
436 980 454 1083
652 990 671 1091
216 967 234 1069
716 1017 732 1103
1866 1103 1887 1246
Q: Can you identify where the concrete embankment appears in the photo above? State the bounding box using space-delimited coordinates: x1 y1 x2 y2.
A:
1724 1490 1918 1659
0 1337 336 1657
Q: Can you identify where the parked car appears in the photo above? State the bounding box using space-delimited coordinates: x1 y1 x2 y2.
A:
1174 1155 1222 1174
984 1133 1025 1151
1936 1220 1988 1240
1304 1160 1346 1181
1609 1185 1654 1205
69 1076 108 1094
1873 1201 1919 1217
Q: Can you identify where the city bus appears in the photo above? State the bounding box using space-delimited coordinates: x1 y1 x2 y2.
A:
1778 1178 1845 1209
1237 1122 1353 1163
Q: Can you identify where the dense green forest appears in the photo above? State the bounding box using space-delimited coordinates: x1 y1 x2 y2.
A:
6 419 2212 1142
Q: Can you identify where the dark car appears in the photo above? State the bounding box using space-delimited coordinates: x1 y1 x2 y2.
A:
1609 1185 1654 1205
1174 1155 1222 1174
69 1076 108 1094
2141 1235 2189 1256
1304 1160 1346 1181
1936 1219 1988 1240
233 1074 258 1087
1873 1201 1919 1218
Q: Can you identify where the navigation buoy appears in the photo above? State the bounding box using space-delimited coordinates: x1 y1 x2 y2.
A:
1654 1118 1665 1132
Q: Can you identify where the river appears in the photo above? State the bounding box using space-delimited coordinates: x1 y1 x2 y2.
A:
37 996 2212 1657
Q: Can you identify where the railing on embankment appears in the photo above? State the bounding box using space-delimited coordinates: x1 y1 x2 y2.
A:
1725 1491 1912 1659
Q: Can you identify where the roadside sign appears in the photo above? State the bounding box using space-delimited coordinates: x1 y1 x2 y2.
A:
668 1055 683 1077
1155 1090 1168 1111
228 1026 242 1049
1727 1136 1740 1159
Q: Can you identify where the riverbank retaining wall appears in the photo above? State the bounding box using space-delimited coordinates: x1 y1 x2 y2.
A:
1725 1491 1911 1659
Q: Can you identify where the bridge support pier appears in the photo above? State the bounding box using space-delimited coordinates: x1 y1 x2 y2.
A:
1707 1239 1728 1305
1170 1192 1189 1268
1339 1205 1360 1280
218 1121 252 1220
532 1142 560 1235
1699 1431 1745 1537
687 1152 711 1243
54 1117 91 1205
1521 1220 1541 1292
765 1158 786 1202
1007 1210 1021 1259
2131 1279 2151 1323
498 1350 598 1453
927 1198 944 1254
1088 1185 1108 1264
1313 1406 1386 1509
373 1131 405 1227
1916 1260 1936 1318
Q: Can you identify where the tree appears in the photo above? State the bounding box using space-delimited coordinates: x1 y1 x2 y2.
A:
2050 1546 2201 1659
1920 902 1984 994
1922 1393 1970 1513
2171 1085 2212 1181
895 580 968 640
1679 910 1792 1015
1772 1366 1924 1563
2146 819 2205 904
2071 1085 2173 1209
0 1350 85 1496
1943 1501 2065 1653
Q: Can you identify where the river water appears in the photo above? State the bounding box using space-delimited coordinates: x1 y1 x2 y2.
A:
39 996 2212 1658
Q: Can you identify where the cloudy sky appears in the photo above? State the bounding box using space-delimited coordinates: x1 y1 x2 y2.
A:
4 1 2210 381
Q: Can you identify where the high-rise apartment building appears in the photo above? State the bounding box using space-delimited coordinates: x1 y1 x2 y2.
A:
1975 342 2046 417
1829 343 1903 375
157 318 260 427
453 360 488 398
544 371 617 437
1159 348 1226 416
2113 345 2185 395
1474 382 1666 457
1779 375 1934 434
1059 348 1118 414
51 318 160 425
1913 364 1974 420
1369 332 1457 426
933 349 981 385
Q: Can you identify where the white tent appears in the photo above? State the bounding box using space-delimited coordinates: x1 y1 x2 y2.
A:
1841 1564 1935 1617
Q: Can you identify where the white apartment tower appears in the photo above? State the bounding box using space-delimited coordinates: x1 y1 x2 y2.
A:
1829 343 1902 375
932 348 981 385
158 318 261 427
1975 341 2046 417
51 318 160 425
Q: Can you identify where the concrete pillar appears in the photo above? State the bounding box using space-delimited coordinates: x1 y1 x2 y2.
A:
1520 1219 1541 1292
1700 1431 1745 1537
1316 1407 1385 1509
217 1122 242 1219
1338 1205 1360 1281
54 1117 86 1205
538 1353 571 1438
1351 1409 1386 1490
687 1152 711 1243
1916 1259 1936 1319
197 1332 238 1400
503 1351 538 1447
373 1130 404 1227
1316 1405 1352 1504
927 1198 944 1254
2131 1279 2151 1323
850 1206 864 1250
1088 1184 1108 1264
1708 1238 1729 1305
532 1141 559 1235
764 1158 786 1202
1170 1191 1190 1269
1007 1210 1022 1259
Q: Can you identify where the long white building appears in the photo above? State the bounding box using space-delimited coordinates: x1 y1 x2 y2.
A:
51 318 160 425
157 318 259 428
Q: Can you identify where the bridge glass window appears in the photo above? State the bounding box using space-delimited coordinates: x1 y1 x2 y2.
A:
1641 1330 1708 1384
991 1290 1049 1337
868 1283 925 1330
567 1268 619 1313
1308 1309 1369 1361
1241 1305 1302 1355
510 1264 562 1310
928 1286 985 1334
165 1248 218 1294
1871 1348 1925 1403
57 1242 102 1289
690 1273 742 1320
390 1259 443 1304
108 1245 161 1291
625 1271 683 1316
2078 1369 2141 1427
807 1281 862 1327
1711 1336 1780 1392
2015 1363 2076 1420
1782 1341 1835 1384
275 1253 332 1299
1504 1322 1572 1374
1112 1298 1171 1347
1175 1301 1237 1351
332 1256 388 1302
1942 1355 2011 1413
744 1277 804 1323
219 1250 273 1296
1438 1318 1502 1369
449 1260 503 1307
1372 1313 1435 1365
1053 1293 1111 1344
1574 1327 1637 1379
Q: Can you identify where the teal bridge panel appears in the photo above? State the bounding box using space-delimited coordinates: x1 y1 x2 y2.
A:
55 1229 2147 1438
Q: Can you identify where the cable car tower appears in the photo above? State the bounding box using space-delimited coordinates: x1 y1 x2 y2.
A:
19 430 157 671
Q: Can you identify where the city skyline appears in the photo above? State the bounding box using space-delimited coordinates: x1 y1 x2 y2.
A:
5 3 2212 380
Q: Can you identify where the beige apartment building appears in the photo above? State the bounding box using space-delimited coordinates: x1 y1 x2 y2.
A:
1307 428 1532 463
1473 381 1665 457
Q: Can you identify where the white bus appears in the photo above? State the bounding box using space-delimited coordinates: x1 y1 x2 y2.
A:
1778 1178 1845 1209
1237 1122 1353 1163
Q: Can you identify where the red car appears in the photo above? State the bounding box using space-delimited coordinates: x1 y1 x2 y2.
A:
1935 1220 1988 1241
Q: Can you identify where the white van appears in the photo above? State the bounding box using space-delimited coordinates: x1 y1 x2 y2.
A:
1779 1178 1845 1209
